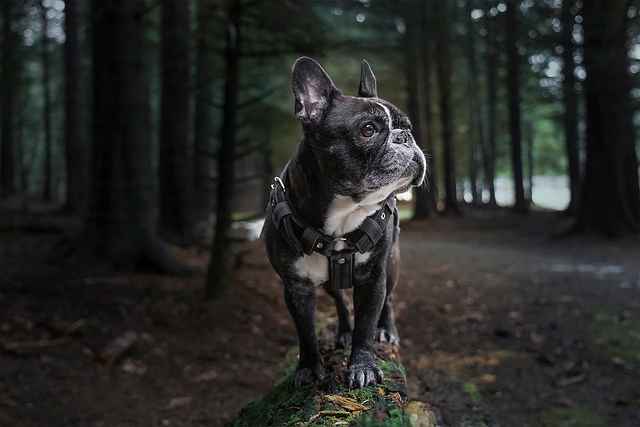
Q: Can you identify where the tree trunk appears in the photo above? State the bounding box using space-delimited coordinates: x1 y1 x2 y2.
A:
505 0 528 213
39 1 53 202
465 0 485 205
159 0 193 242
577 0 640 235
206 0 241 299
414 0 437 219
1 0 18 198
194 0 218 222
561 0 581 215
87 0 187 272
525 121 534 202
434 1 459 214
261 135 273 210
64 0 87 213
483 0 498 206
403 2 428 217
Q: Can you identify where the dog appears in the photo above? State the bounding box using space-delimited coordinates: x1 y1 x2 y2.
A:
262 57 426 389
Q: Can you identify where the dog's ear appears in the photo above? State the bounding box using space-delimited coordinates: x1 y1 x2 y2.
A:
358 59 378 98
292 57 339 124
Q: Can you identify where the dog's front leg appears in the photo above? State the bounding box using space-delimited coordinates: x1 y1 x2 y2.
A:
348 273 386 388
283 280 324 387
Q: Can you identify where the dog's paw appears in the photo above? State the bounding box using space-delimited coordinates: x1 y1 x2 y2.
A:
376 328 400 346
347 355 383 389
293 364 324 387
336 331 352 349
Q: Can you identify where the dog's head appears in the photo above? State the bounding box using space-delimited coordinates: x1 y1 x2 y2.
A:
291 57 426 204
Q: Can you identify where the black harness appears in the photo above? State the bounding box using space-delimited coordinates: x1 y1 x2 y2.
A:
266 174 398 290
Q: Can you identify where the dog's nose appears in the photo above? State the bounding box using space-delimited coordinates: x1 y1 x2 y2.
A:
391 129 412 145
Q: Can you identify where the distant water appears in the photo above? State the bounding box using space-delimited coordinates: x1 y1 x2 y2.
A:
403 175 570 211
464 176 570 211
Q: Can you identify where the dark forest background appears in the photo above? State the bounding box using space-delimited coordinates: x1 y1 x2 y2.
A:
1 1 640 426
1 0 639 289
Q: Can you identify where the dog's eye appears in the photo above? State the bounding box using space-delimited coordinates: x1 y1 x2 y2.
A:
360 123 377 138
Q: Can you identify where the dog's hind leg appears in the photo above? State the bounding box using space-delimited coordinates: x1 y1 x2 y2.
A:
323 283 352 349
284 281 324 386
376 240 400 345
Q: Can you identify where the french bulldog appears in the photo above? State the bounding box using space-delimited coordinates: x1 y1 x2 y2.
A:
263 57 426 389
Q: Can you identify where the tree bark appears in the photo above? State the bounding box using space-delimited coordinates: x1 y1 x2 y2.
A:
206 0 241 299
465 0 485 205
577 0 640 235
39 1 53 202
434 1 459 214
414 0 437 219
561 0 581 215
525 121 534 202
483 0 498 206
505 0 528 213
64 0 88 213
159 0 194 241
1 0 18 198
87 0 187 272
194 0 218 222
403 2 428 217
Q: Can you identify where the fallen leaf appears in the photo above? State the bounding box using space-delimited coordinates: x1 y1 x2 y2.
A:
325 395 369 411
530 332 545 345
388 392 403 406
556 374 586 387
167 396 192 409
465 311 484 323
193 369 218 382
121 358 147 375
477 374 497 384
99 331 138 365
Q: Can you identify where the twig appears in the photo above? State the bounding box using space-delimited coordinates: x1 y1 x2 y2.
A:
2 337 69 355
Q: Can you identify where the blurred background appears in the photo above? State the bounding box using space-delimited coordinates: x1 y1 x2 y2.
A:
1 1 639 426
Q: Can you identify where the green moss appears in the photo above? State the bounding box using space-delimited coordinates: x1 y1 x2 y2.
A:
462 382 481 404
397 206 414 222
354 408 413 427
590 310 640 365
231 356 413 427
540 408 606 427
230 378 316 427
231 211 257 221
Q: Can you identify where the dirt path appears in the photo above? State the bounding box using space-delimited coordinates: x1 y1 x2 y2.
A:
397 213 640 427
1 210 639 426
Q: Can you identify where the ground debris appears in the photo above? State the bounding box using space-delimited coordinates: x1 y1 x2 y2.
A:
166 396 193 409
555 373 587 388
1 337 69 355
98 331 138 365
121 358 147 375
192 368 218 382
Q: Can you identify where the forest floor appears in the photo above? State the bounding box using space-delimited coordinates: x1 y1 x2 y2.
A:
1 208 639 427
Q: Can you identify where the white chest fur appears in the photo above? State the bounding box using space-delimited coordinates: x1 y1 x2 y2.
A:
291 185 402 286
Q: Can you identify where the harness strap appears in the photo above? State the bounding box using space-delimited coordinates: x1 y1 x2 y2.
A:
266 173 398 289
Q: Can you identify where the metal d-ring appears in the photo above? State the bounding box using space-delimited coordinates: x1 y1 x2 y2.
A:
273 176 285 192
331 237 348 251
